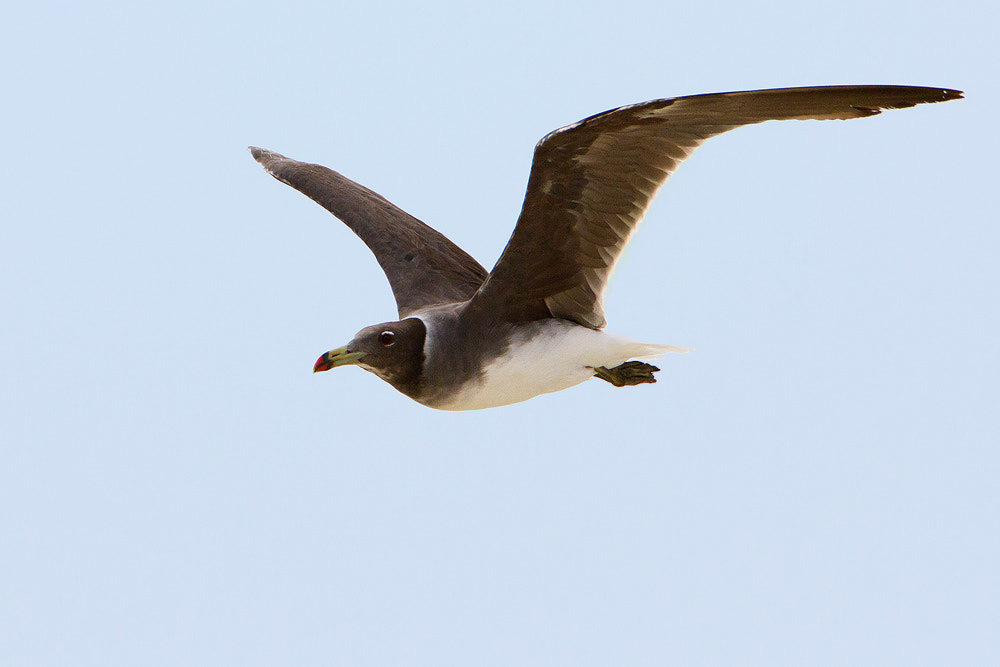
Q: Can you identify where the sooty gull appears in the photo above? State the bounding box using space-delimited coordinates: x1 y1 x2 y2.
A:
250 84 962 410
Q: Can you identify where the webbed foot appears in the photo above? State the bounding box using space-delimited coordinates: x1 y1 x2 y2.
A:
592 361 660 387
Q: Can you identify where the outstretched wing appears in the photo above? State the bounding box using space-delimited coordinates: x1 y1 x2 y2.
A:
469 85 963 328
250 147 489 317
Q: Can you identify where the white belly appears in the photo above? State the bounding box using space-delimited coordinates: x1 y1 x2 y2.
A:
435 320 689 411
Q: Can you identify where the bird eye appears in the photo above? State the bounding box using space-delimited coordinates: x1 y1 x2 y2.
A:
379 331 395 347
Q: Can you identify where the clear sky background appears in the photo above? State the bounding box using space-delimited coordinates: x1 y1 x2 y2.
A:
2 1 996 665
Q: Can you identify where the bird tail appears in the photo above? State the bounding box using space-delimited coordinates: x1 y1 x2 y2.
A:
628 343 693 359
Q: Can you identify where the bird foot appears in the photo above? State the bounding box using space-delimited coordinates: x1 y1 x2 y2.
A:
592 361 660 387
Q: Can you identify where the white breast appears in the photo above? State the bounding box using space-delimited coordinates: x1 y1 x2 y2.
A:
435 320 689 411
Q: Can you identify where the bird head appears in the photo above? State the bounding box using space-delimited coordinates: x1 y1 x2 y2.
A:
314 317 427 391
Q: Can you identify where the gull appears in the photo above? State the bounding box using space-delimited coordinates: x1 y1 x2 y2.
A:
250 85 961 410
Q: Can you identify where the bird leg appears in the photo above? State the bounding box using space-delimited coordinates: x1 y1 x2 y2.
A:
592 361 660 387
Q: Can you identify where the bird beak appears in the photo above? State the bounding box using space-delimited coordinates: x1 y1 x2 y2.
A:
313 346 366 373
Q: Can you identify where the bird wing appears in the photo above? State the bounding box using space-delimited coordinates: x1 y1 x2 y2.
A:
468 85 962 328
250 147 489 318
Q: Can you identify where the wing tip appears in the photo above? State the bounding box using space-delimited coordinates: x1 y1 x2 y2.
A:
872 86 964 114
908 86 964 105
248 145 282 165
248 146 296 183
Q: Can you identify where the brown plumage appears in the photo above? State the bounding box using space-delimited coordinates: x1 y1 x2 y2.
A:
250 85 962 410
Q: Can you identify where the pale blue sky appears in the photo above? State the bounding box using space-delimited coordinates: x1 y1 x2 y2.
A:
2 1 996 665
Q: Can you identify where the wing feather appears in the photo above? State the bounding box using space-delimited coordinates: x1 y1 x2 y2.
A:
250 148 488 317
469 85 962 328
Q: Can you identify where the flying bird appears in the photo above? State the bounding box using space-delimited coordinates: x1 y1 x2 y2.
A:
250 85 962 410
